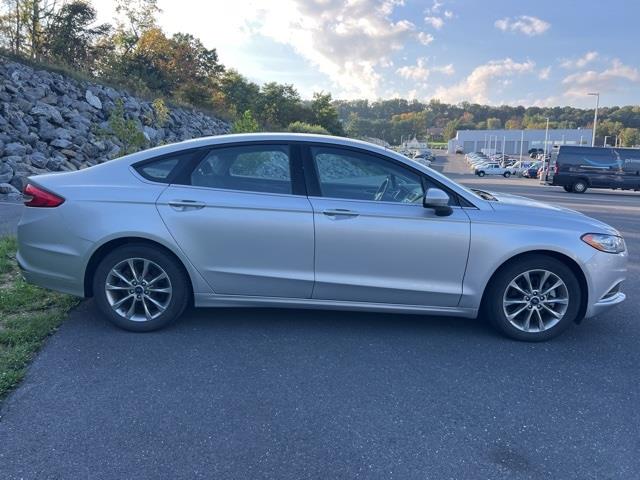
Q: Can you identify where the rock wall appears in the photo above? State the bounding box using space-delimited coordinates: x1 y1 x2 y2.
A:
0 57 230 200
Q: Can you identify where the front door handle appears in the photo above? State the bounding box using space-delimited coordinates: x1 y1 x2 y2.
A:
168 200 206 211
322 209 359 218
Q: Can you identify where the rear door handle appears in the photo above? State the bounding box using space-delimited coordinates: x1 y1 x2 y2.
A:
168 200 206 211
322 209 359 218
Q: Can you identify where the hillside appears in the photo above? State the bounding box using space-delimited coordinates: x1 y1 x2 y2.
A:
0 57 229 201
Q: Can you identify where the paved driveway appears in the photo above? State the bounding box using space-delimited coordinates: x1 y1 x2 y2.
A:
1 156 639 479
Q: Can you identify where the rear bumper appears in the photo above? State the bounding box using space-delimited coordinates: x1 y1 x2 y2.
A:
17 250 85 297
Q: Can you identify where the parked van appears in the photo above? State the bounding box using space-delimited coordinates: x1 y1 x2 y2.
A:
546 146 640 193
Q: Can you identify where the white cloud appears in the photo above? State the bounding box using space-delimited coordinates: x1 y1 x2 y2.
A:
424 16 444 29
560 51 599 69
562 59 640 97
396 58 454 82
245 0 418 99
433 58 535 104
417 32 434 45
444 10 454 19
538 66 551 80
495 15 550 36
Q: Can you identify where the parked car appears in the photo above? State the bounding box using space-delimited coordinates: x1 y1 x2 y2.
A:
455 146 464 154
475 163 512 177
547 145 640 193
510 161 539 177
17 133 627 341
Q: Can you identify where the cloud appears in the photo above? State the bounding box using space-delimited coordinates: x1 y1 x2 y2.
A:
562 59 640 97
433 58 535 104
417 32 434 45
396 58 454 81
538 66 551 80
495 15 550 36
560 51 599 69
424 16 444 29
248 0 418 98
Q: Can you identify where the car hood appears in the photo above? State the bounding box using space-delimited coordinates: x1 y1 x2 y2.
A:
484 191 620 235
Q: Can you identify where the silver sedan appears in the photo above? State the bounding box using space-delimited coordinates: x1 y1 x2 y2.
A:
17 134 627 341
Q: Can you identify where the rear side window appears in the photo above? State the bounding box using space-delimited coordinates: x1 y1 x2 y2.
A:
135 150 202 183
187 144 292 194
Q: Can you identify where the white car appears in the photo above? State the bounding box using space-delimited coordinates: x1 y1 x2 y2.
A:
475 163 512 177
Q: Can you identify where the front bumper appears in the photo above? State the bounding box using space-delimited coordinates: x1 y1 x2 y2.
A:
583 249 628 319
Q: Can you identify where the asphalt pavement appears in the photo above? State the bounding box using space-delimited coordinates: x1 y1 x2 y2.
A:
0 154 638 479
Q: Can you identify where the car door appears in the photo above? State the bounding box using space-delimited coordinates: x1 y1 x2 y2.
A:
156 143 314 298
304 145 471 307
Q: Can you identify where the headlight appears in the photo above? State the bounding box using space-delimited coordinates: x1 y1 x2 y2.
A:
581 233 626 254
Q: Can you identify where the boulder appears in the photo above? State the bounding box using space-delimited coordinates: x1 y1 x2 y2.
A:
29 151 48 168
85 90 102 110
4 142 26 156
0 162 13 183
31 102 64 125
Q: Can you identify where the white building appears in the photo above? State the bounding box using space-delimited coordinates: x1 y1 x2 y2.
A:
447 128 593 154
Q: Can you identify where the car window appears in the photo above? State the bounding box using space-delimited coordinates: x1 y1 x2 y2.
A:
134 150 201 183
189 145 292 194
311 147 423 204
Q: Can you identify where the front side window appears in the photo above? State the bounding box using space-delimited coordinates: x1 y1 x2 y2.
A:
311 147 423 203
189 145 292 194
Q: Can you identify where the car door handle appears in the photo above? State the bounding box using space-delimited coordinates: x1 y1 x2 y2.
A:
168 200 206 211
322 209 359 218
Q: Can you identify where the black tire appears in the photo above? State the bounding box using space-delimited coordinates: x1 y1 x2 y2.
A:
478 171 486 177
482 254 582 342
563 185 572 192
572 180 588 193
92 244 190 332
503 171 511 178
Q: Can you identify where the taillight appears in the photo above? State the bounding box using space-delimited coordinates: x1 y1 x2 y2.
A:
553 164 559 174
23 183 65 208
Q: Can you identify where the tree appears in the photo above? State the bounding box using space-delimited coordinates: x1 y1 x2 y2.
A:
219 69 260 117
505 117 523 130
232 110 260 133
310 91 343 135
108 99 146 155
444 119 459 140
44 1 110 69
287 121 330 135
256 82 304 129
486 117 502 129
619 128 640 147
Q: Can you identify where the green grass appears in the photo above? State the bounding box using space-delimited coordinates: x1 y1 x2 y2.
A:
0 236 80 400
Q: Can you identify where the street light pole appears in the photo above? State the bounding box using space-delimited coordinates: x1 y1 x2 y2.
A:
519 130 524 162
544 118 550 157
588 92 600 147
604 135 610 147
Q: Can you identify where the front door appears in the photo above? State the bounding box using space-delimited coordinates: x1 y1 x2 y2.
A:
156 143 314 298
305 145 471 307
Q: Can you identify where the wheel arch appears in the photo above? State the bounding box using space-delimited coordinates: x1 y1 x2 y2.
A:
479 249 589 324
83 236 194 301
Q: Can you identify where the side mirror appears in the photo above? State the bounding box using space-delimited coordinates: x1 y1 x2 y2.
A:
423 188 453 216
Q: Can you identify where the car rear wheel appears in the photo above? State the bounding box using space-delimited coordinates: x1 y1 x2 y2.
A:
563 185 572 192
572 180 588 193
93 244 190 332
477 171 485 177
483 255 581 341
503 171 511 178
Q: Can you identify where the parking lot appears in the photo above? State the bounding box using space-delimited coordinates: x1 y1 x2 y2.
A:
0 153 639 479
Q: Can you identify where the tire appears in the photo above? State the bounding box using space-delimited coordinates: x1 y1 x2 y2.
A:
482 254 582 342
563 185 572 192
92 244 190 332
503 171 511 178
572 180 588 193
478 171 486 177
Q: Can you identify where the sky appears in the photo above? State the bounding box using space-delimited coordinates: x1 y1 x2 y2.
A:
94 0 640 108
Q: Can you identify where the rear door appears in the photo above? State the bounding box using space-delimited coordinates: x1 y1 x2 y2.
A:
156 143 315 298
615 148 640 189
304 145 471 307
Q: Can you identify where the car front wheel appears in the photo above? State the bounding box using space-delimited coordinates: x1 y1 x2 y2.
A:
93 244 190 332
477 171 485 177
503 171 511 178
572 180 588 193
483 255 581 341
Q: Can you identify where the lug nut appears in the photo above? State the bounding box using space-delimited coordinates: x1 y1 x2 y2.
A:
129 289 133 294
525 296 530 301
527 305 533 309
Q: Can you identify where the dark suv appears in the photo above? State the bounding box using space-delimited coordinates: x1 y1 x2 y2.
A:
546 146 640 193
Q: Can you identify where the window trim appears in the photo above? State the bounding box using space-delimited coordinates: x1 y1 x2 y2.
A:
302 143 465 207
132 147 210 184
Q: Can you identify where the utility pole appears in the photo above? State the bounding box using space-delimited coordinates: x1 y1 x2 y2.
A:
519 130 524 162
588 92 600 147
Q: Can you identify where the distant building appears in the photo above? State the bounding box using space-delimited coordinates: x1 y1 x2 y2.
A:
447 128 593 154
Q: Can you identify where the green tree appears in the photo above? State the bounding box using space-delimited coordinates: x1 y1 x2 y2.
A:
108 99 146 155
256 82 303 129
232 110 260 133
619 128 640 147
310 91 343 135
444 119 459 140
287 121 330 135
219 69 260 117
44 1 110 69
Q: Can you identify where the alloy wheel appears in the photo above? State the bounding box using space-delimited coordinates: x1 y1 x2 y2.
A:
502 269 569 333
105 257 173 322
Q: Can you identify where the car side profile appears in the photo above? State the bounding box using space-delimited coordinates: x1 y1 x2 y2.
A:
17 134 627 341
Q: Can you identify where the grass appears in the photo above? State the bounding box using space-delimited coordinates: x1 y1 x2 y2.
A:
0 236 80 400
